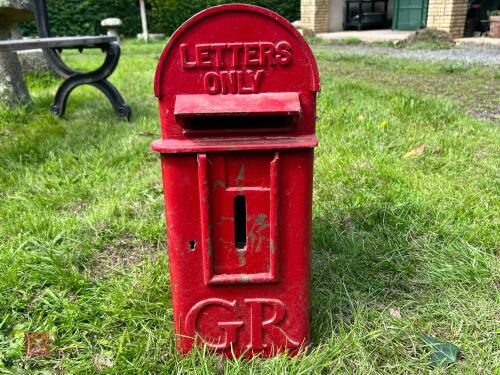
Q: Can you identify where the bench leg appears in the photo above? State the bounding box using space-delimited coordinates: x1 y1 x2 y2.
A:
51 76 131 121
50 74 79 117
46 42 131 120
91 80 132 121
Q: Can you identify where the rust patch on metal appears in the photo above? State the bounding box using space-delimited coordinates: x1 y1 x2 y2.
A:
216 216 234 225
213 179 226 190
239 275 251 283
207 240 213 257
236 165 245 187
247 213 269 252
254 234 264 253
255 214 269 231
236 249 246 266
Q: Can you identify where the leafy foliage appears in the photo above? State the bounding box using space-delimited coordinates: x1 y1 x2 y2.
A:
19 0 299 38
421 334 460 368
396 28 455 50
148 0 300 36
20 0 141 37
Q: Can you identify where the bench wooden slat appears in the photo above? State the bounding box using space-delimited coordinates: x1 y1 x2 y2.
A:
0 36 117 52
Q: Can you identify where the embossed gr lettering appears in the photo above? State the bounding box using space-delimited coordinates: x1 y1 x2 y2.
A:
185 298 299 350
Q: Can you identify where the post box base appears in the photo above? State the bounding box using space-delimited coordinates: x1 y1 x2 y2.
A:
160 149 314 357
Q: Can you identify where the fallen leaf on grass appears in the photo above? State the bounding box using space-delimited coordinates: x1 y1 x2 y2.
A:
136 131 157 137
421 334 460 368
95 354 114 371
389 307 402 319
404 144 425 159
379 119 389 129
25 332 50 357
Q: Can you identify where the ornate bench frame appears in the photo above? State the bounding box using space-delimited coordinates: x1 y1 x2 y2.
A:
0 0 132 120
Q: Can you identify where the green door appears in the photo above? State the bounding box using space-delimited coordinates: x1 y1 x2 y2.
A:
392 0 429 30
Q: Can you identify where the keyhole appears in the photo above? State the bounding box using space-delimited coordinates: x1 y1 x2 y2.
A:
234 195 246 249
188 240 196 251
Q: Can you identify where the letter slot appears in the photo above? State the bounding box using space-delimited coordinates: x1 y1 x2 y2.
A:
174 92 301 134
234 195 247 249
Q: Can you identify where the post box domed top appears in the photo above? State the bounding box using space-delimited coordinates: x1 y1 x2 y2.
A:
154 4 320 98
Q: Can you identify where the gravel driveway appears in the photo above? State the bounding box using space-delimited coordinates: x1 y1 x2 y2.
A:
313 43 500 65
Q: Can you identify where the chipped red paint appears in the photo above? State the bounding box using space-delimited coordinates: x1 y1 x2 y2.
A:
152 4 319 357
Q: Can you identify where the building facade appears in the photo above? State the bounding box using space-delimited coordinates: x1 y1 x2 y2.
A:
301 0 468 37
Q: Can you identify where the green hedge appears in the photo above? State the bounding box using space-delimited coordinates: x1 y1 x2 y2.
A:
19 0 299 38
148 0 300 36
20 0 140 37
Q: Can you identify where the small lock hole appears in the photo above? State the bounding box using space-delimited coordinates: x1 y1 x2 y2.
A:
234 195 247 249
188 240 196 251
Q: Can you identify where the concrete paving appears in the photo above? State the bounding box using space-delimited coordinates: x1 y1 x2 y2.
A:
313 43 500 65
455 37 500 46
317 29 413 42
317 29 500 47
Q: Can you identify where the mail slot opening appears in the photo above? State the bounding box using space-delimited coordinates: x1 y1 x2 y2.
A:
181 114 294 134
234 195 247 249
173 92 302 135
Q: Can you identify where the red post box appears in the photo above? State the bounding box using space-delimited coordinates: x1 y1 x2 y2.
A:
151 4 320 357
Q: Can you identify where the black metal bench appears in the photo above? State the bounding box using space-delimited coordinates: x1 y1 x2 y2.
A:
0 0 131 120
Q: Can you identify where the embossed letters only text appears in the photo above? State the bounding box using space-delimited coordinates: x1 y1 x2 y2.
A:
179 41 292 94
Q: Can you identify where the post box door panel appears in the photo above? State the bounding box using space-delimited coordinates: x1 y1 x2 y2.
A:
198 151 279 285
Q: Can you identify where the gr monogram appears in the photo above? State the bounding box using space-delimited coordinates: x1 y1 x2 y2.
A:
185 298 299 350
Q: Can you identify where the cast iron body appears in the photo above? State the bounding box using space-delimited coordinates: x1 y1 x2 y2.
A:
152 4 319 357
33 0 131 120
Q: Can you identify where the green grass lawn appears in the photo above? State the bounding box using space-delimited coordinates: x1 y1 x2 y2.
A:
0 40 498 373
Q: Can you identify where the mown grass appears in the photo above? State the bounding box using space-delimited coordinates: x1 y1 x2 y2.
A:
307 36 452 50
313 50 500 121
0 40 499 373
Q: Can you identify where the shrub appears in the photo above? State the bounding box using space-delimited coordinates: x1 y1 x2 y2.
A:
19 0 299 38
396 29 455 50
148 0 300 36
20 0 142 38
